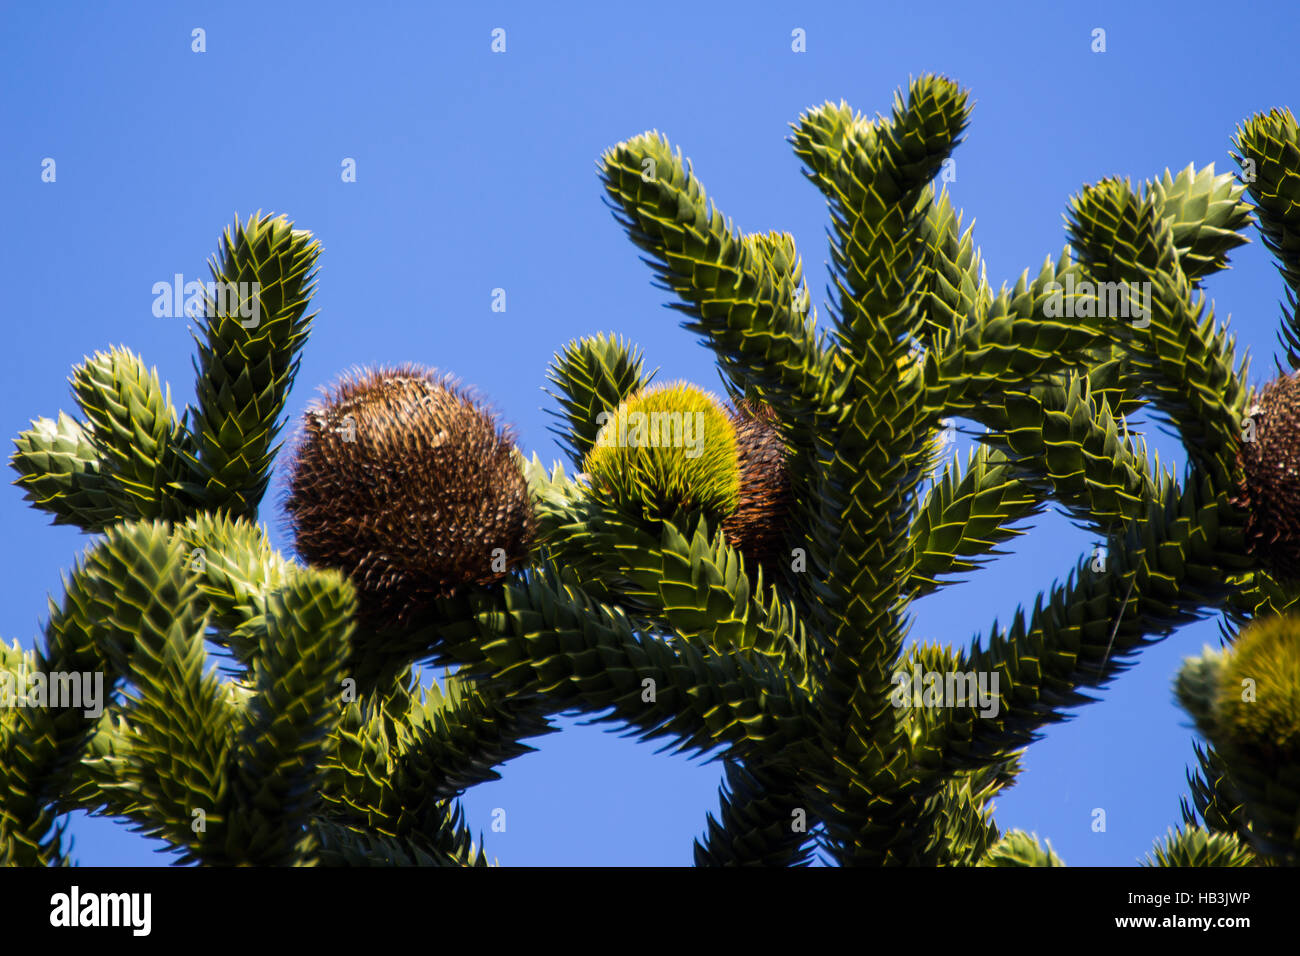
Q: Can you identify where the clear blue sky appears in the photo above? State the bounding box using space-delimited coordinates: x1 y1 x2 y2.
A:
3 0 1297 866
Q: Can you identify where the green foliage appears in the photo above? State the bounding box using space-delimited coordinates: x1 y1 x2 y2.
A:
598 130 833 457
1146 163 1253 285
977 831 1064 867
1065 176 1248 488
579 74 1294 866
1233 108 1300 367
545 333 654 469
6 78 1300 868
187 212 321 520
1143 825 1256 867
11 412 118 531
692 759 815 866
5 217 519 866
68 347 190 521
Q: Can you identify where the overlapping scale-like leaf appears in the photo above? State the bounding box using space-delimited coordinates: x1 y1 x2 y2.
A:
1143 825 1255 867
68 347 189 521
1234 108 1300 369
598 131 834 447
227 566 354 865
1067 178 1248 487
976 830 1064 867
693 758 815 867
1145 164 1252 285
10 411 118 532
435 566 815 759
545 333 653 469
188 212 321 519
908 444 1042 598
929 474 1248 772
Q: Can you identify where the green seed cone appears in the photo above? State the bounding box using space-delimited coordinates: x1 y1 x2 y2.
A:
1215 614 1300 765
583 382 739 521
283 366 535 628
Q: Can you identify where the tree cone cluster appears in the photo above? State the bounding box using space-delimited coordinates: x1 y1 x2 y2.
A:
722 399 792 577
1235 372 1300 581
284 366 535 628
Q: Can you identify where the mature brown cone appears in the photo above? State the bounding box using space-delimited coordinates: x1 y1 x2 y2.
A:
722 399 792 577
283 366 535 628
1235 372 1300 581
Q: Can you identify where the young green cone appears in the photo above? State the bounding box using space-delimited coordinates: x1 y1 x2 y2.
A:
583 382 740 522
1215 614 1300 765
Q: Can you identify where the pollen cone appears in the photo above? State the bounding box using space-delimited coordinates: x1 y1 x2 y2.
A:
722 399 792 577
1235 372 1300 581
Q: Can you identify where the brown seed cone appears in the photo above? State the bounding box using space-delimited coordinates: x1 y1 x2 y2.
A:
722 399 792 577
283 366 535 628
1234 372 1300 581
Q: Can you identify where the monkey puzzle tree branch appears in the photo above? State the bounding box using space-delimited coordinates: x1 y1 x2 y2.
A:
1233 109 1300 367
224 567 354 865
320 670 557 830
599 131 835 456
545 333 655 470
913 185 994 344
693 758 817 867
787 79 972 787
928 474 1249 773
908 444 1043 599
0 523 224 864
431 568 817 759
10 412 118 533
978 372 1163 534
187 213 321 520
1067 178 1249 488
1144 164 1252 286
312 807 490 867
924 249 1109 417
1144 824 1256 867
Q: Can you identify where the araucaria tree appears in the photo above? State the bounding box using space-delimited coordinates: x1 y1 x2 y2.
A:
4 76 1299 866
